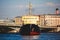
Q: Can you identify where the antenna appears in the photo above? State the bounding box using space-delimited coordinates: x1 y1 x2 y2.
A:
29 2 32 15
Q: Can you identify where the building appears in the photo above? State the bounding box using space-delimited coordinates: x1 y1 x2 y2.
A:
38 15 45 26
15 16 23 26
38 14 60 27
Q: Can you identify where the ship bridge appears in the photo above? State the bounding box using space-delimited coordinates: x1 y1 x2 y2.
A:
22 15 39 25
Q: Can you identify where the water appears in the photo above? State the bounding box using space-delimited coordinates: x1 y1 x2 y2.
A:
0 33 60 40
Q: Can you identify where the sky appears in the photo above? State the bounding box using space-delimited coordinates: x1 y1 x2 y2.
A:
0 0 60 19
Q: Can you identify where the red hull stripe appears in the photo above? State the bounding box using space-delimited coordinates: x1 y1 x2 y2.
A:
30 32 40 35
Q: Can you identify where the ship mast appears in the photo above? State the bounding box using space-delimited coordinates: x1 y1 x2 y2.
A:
29 2 32 15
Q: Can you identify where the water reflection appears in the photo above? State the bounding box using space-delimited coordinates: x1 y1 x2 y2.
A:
22 35 39 40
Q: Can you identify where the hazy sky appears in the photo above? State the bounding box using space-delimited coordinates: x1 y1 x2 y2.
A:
0 0 60 19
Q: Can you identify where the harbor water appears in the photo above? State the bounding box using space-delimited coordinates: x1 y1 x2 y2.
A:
0 33 60 40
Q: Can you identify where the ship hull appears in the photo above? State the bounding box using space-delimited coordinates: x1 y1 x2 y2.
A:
20 24 40 35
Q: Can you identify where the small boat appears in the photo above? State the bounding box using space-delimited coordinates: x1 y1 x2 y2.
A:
20 24 40 35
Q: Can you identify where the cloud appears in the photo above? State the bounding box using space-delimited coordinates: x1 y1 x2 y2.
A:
28 2 55 8
32 2 60 8
18 5 24 8
45 2 55 6
56 4 60 6
8 4 27 9
45 2 60 7
15 5 27 8
8 2 60 9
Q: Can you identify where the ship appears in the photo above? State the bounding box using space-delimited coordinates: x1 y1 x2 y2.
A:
19 2 40 35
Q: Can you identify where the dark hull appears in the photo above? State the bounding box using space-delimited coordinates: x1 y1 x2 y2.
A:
20 24 40 35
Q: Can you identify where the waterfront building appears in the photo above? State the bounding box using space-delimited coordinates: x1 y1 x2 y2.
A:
38 14 60 27
15 14 60 27
43 14 60 27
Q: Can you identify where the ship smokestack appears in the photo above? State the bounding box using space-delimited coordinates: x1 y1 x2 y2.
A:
56 8 59 14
